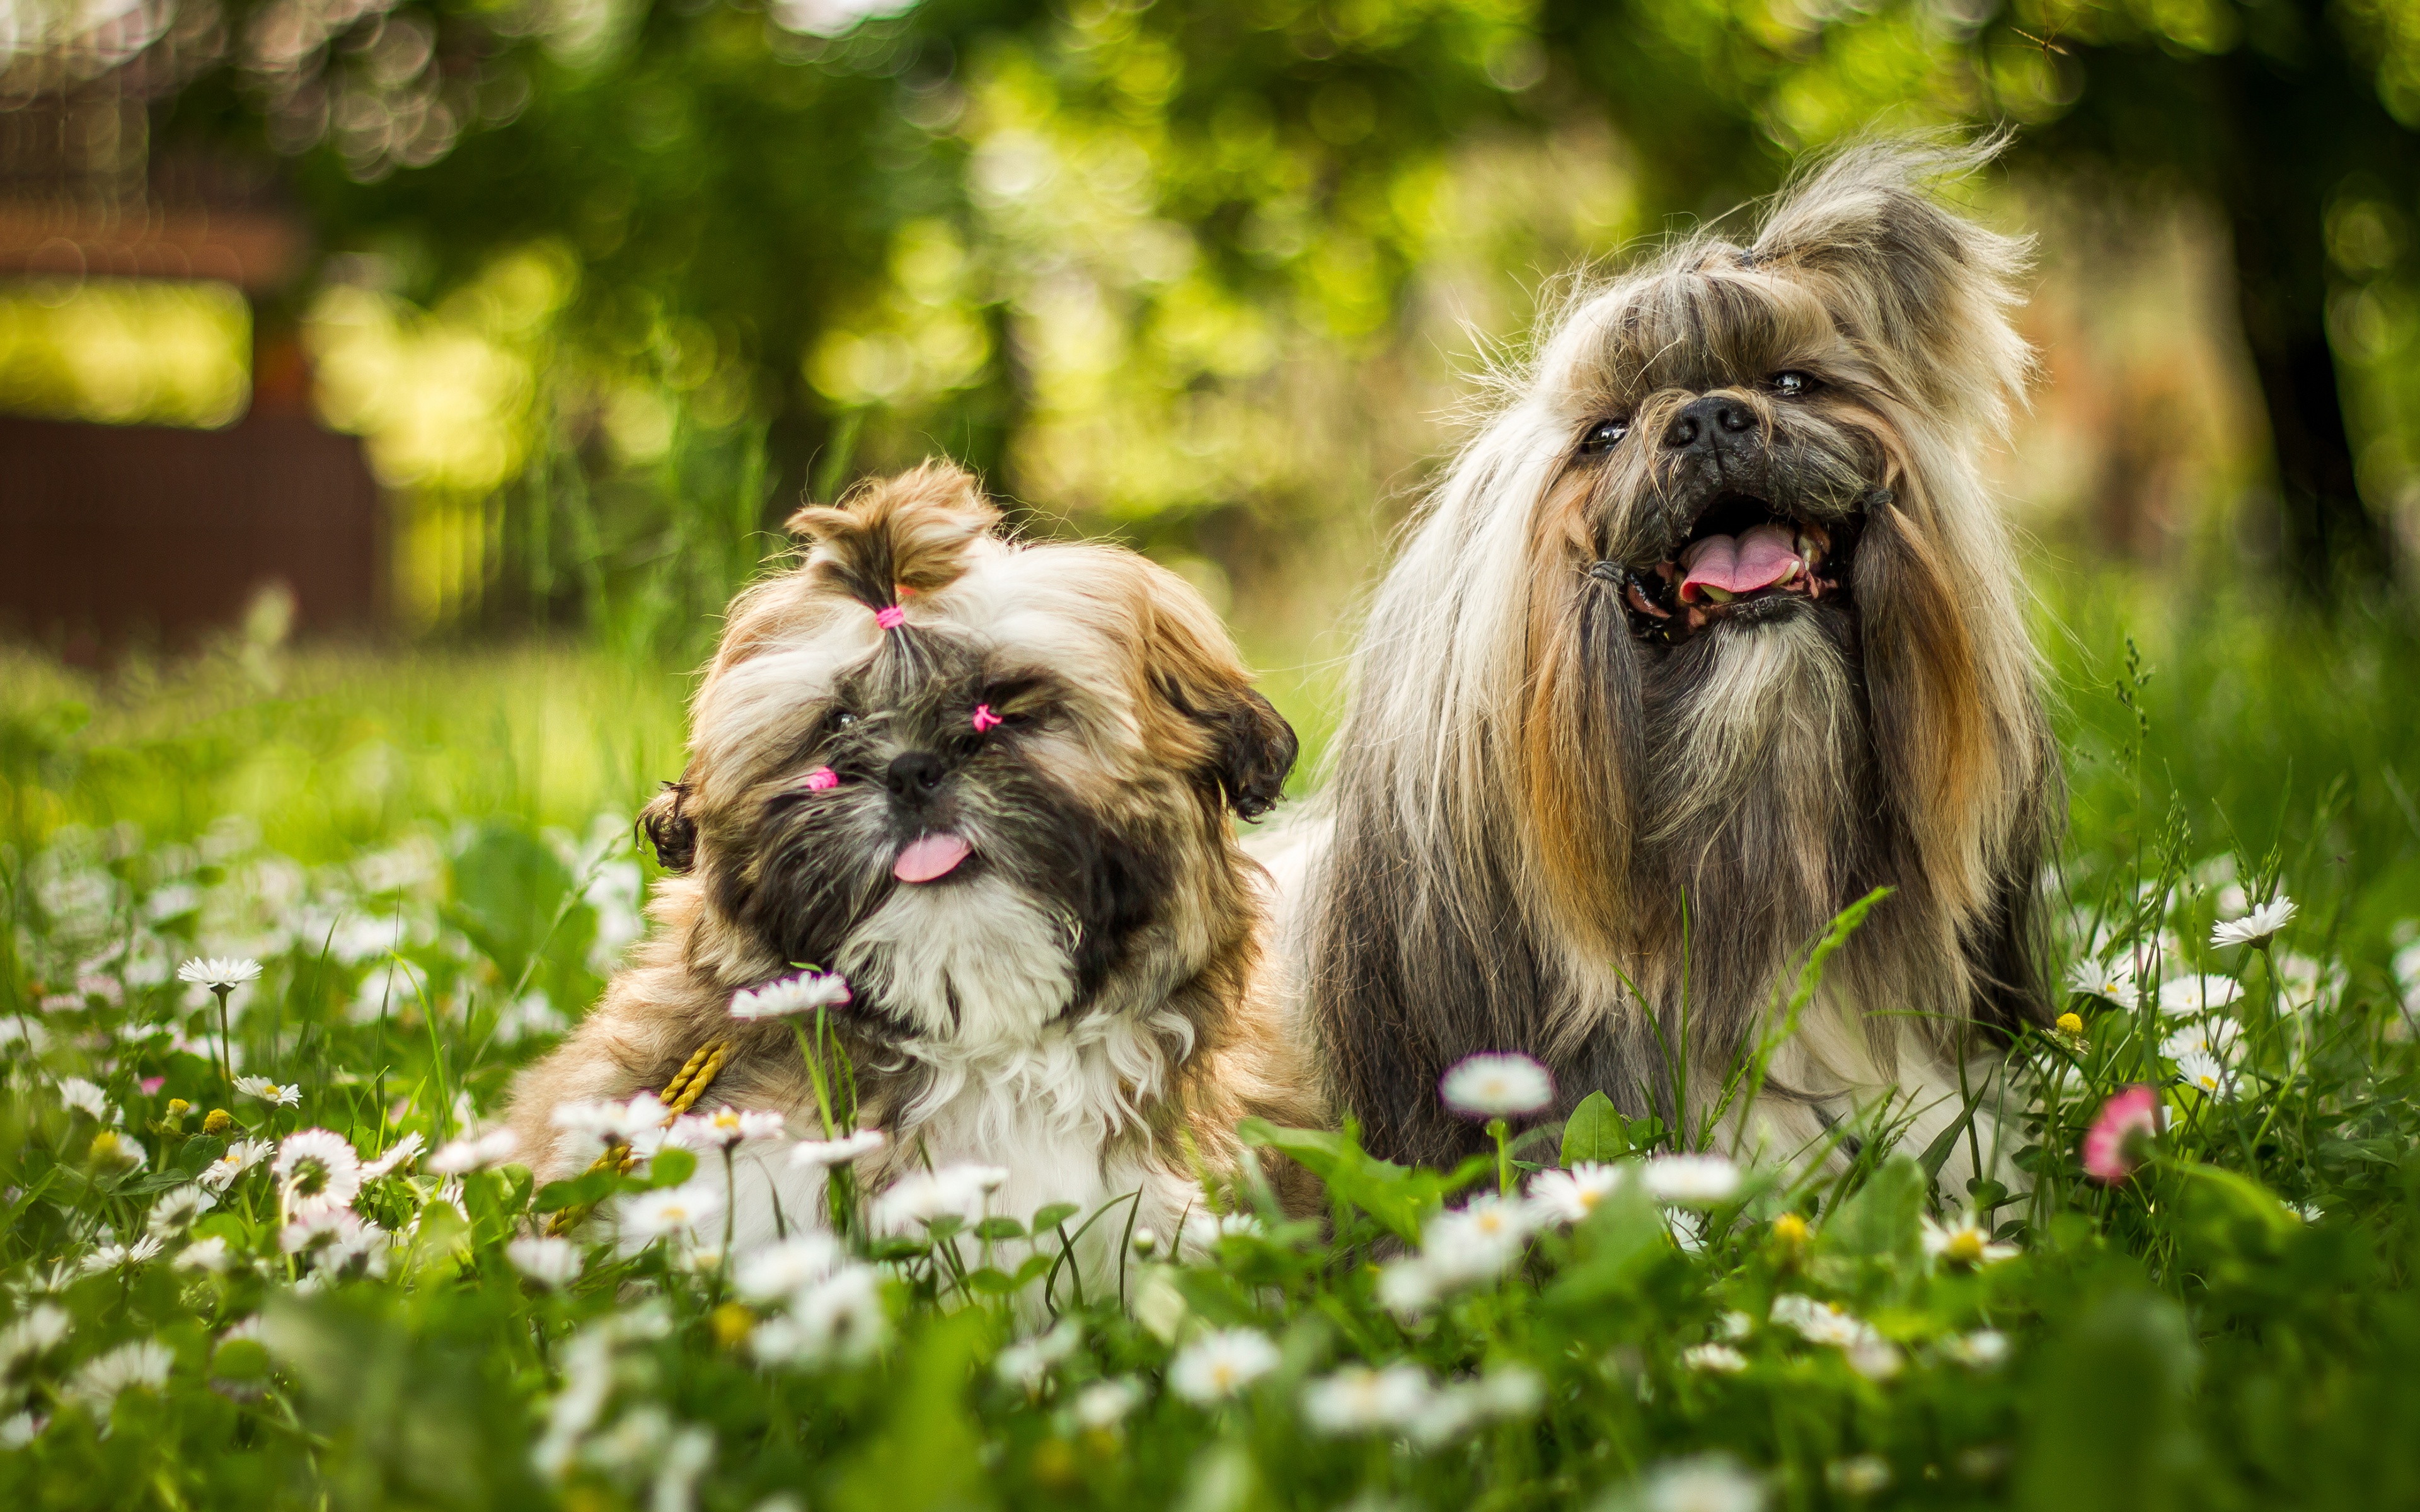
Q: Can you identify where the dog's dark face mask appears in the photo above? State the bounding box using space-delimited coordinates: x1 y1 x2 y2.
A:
645 619 1296 1045
1565 278 1895 653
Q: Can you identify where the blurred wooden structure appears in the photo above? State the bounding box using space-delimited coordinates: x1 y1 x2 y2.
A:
0 1 386 653
0 415 383 655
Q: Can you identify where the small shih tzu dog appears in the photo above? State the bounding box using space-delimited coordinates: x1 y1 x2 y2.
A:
1276 137 2058 1174
508 461 1312 1269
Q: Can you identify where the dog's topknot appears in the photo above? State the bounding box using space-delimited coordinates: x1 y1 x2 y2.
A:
786 459 1001 610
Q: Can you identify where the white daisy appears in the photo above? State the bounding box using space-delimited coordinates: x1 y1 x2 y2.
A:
1769 1294 1883 1351
868 1164 1008 1234
147 1187 218 1234
87 1130 145 1170
1527 1162 1624 1225
2160 1017 2244 1065
1416 1193 1535 1287
1642 1154 1742 1205
67 1339 174 1413
1375 1257 1440 1315
272 1128 364 1217
1071 1377 1143 1430
550 1092 671 1149
728 971 852 1020
79 1235 166 1274
427 1127 521 1174
1826 1455 1893 1498
1625 1455 1765 1512
2211 895 2296 949
1942 1329 2011 1368
360 1132 425 1179
994 1320 1083 1392
1919 1212 2019 1268
178 958 262 990
751 1265 889 1368
1681 1343 1749 1373
2172 1048 2235 1100
2064 958 2140 1008
173 1237 233 1273
2157 973 2245 1016
233 1075 301 1108
1 1305 71 1365
506 1236 584 1287
1167 1327 1279 1404
618 1183 723 1246
1438 1053 1555 1119
198 1138 273 1193
734 1234 843 1302
56 1077 115 1124
1301 1363 1434 1434
1404 1368 1545 1447
788 1129 886 1169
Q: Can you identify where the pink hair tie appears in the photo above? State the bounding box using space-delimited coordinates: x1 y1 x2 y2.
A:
802 766 839 791
971 704 1003 733
874 604 906 630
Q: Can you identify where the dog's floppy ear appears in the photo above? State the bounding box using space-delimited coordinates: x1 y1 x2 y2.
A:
637 781 697 873
1748 133 2034 435
786 459 1000 609
1201 684 1299 820
1129 558 1299 820
1158 674 1298 820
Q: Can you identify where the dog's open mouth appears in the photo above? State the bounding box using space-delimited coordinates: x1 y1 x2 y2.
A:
1609 493 1855 644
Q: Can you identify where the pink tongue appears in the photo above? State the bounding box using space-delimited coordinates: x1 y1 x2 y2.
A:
1680 523 1802 600
893 833 973 883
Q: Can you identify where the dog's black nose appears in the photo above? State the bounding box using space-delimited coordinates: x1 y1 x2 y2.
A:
1662 394 1755 450
883 752 948 801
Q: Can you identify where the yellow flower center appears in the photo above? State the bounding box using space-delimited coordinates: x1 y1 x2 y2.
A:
1772 1213 1809 1244
2055 1012 2083 1036
1945 1229 1986 1264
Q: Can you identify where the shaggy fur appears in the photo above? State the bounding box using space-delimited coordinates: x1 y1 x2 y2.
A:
1278 137 2059 1174
509 462 1315 1274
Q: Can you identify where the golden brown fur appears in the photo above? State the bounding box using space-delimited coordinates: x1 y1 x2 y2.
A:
510 462 1317 1262
1270 136 2058 1176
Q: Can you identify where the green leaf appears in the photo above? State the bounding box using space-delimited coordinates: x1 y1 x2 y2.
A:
533 1168 618 1215
1816 1157 1926 1266
1030 1202 1081 1232
971 1217 1027 1243
1238 1118 1484 1241
963 1253 1056 1293
1560 1091 1630 1166
2015 1289 2202 1512
643 1147 697 1189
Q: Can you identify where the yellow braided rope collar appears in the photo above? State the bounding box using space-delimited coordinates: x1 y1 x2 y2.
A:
544 1037 732 1237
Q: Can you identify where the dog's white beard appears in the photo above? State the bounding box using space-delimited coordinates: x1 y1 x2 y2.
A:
1638 616 1991 1179
1645 614 1855 925
773 874 1203 1289
1627 614 1862 1088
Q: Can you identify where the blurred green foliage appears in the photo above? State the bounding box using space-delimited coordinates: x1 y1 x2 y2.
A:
3 0 2390 644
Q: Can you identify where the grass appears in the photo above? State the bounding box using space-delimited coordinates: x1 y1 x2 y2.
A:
3 568 2419 1512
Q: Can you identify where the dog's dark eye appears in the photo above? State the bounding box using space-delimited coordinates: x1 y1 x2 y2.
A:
829 710 857 731
1580 417 1630 455
1771 371 1816 398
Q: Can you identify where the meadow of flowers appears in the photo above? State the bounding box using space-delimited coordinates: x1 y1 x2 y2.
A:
4 585 2420 1511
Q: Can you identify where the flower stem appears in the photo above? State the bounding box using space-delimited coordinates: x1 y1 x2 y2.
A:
1491 1117 1511 1194
214 985 234 1095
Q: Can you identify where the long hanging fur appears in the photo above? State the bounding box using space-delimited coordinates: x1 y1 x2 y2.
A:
1289 136 2060 1172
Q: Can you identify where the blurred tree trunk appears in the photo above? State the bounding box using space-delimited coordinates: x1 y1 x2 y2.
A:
2216 49 2382 594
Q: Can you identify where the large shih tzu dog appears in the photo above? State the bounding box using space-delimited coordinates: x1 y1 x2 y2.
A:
509 462 1311 1266
1279 137 2058 1173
